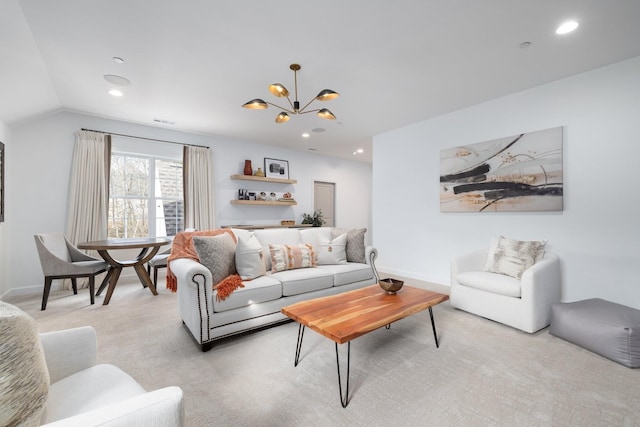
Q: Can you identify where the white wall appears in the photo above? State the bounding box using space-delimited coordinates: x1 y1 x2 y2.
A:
4 111 371 297
0 119 10 296
373 56 640 308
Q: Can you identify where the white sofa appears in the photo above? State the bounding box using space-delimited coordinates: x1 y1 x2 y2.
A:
450 248 561 333
170 227 377 351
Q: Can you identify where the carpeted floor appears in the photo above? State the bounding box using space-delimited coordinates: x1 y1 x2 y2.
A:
7 278 640 426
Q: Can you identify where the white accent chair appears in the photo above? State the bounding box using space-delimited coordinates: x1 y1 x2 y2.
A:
450 248 561 333
39 326 184 426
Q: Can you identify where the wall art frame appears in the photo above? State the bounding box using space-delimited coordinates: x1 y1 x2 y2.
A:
264 157 289 179
440 126 563 212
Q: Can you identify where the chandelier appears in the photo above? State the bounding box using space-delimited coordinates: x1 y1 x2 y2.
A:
242 63 339 123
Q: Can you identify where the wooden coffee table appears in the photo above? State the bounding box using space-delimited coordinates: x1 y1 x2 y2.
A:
281 284 449 407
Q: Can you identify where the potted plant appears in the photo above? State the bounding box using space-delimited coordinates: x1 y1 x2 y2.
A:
301 209 325 227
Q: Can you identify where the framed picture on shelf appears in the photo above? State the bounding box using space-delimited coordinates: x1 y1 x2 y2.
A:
264 157 289 179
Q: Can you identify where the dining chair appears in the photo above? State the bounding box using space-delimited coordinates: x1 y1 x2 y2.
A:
147 229 195 287
34 233 109 310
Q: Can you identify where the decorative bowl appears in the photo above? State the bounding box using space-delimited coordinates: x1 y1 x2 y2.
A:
379 278 404 294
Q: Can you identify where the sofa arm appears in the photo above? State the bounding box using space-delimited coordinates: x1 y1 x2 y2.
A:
39 326 97 384
41 386 184 427
170 258 214 346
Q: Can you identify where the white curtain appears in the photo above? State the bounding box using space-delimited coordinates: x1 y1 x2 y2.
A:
183 145 215 230
66 130 110 256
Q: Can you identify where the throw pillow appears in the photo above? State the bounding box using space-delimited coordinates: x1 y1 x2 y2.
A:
193 233 237 285
332 228 366 263
485 237 547 279
270 243 316 273
235 233 267 280
0 301 50 427
316 233 348 265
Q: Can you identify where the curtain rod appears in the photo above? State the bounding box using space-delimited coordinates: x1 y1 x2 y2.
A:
80 128 209 149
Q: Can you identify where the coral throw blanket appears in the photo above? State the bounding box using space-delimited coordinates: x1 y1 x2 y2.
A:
165 229 243 301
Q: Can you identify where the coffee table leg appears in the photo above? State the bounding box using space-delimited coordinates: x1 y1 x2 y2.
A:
294 324 305 367
429 307 440 348
335 342 351 408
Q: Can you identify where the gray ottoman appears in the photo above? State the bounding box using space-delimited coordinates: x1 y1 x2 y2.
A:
550 298 640 368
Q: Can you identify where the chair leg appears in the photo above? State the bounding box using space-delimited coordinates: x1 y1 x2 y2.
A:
153 266 159 287
42 277 53 311
89 275 95 305
71 278 78 294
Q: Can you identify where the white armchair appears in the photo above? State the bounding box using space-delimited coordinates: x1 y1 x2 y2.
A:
39 326 184 426
450 248 561 333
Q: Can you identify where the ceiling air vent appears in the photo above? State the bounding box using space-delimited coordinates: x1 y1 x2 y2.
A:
153 118 175 125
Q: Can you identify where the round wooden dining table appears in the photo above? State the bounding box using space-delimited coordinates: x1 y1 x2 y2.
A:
78 237 171 305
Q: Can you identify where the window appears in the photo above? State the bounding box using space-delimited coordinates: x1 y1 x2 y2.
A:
108 152 184 238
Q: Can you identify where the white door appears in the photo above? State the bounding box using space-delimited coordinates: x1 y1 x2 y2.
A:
314 181 335 227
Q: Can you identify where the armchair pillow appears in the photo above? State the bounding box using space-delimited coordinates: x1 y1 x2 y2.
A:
0 301 49 427
484 236 546 279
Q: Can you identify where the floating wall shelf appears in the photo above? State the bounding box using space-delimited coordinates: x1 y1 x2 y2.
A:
230 174 297 184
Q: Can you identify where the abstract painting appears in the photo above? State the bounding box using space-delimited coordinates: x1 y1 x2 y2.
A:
440 127 563 212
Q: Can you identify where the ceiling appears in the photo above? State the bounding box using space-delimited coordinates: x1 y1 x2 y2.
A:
2 1 640 162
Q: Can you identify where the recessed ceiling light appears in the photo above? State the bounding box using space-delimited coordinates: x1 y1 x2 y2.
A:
302 133 310 138
108 89 123 97
113 57 124 64
104 74 131 86
519 41 532 49
356 148 364 154
312 128 325 133
556 20 579 35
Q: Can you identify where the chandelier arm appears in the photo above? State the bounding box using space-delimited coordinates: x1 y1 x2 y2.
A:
297 108 323 115
297 98 319 114
283 96 296 112
265 101 296 114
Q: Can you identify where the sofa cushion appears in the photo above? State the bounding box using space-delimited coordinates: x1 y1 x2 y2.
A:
254 228 303 271
316 233 347 265
273 268 334 296
316 263 374 286
484 236 546 279
332 228 367 263
193 233 237 285
0 301 49 427
213 275 283 312
235 233 266 280
456 271 521 297
43 364 146 424
269 243 316 273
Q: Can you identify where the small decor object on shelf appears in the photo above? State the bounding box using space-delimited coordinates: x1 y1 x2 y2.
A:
254 167 265 177
264 158 289 179
244 160 253 176
379 278 404 295
280 220 295 226
301 209 325 227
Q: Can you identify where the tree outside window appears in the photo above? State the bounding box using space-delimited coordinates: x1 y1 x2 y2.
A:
108 153 183 238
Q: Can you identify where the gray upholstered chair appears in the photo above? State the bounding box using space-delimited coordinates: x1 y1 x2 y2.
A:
147 247 170 287
34 233 109 310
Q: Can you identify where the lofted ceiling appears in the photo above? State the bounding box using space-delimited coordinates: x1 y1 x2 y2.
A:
2 1 640 162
